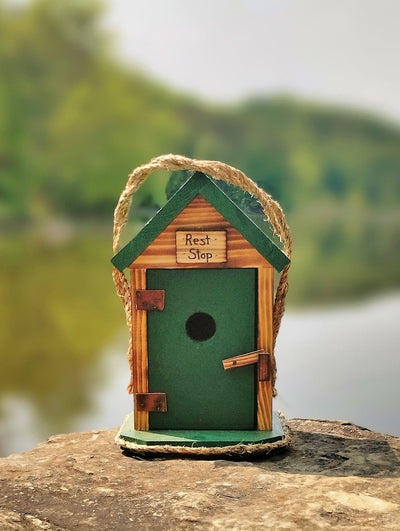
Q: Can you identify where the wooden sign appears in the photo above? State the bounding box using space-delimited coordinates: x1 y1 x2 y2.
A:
176 231 227 264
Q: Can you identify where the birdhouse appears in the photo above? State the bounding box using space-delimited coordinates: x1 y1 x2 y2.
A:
112 167 291 450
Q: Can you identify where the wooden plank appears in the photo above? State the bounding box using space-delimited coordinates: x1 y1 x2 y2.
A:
131 269 149 430
130 195 274 270
257 268 274 430
176 230 227 264
136 393 167 412
222 349 264 370
135 290 165 311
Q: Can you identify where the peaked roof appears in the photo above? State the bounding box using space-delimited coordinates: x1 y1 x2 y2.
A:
112 172 290 272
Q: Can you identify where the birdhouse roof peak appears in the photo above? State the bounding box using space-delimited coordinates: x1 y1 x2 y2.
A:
111 172 290 272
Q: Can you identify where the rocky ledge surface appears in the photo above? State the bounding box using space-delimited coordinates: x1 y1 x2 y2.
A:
0 419 399 530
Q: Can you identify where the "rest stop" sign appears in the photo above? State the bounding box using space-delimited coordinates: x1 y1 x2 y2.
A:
175 231 227 264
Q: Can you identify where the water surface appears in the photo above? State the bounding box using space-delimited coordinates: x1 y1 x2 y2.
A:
1 293 398 457
275 293 400 436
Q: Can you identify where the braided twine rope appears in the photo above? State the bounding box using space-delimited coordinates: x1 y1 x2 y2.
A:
115 411 292 456
112 154 292 397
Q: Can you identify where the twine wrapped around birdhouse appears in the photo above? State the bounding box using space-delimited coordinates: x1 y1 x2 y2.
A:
112 154 292 397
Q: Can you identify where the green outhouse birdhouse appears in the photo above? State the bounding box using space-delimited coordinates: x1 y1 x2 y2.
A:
112 159 291 452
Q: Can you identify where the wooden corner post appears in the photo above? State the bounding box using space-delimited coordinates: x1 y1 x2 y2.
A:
257 267 274 430
131 268 149 430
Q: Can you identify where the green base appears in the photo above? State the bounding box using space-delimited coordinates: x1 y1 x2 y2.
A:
118 411 285 447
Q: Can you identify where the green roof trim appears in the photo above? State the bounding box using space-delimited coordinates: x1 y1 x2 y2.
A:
111 172 290 272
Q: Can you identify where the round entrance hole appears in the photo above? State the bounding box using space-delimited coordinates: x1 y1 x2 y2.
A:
185 312 216 342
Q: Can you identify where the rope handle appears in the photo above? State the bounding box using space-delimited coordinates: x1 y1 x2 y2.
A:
112 154 292 395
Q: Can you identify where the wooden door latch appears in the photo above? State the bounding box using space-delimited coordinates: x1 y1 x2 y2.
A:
222 349 271 382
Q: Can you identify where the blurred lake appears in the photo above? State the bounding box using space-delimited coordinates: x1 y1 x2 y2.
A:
0 230 398 456
274 292 400 437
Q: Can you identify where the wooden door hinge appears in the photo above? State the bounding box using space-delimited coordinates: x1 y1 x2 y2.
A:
135 393 167 412
135 290 165 311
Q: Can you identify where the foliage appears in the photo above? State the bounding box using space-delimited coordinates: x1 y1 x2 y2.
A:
0 0 185 219
0 0 399 305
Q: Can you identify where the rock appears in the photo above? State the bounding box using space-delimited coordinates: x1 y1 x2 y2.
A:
0 419 399 530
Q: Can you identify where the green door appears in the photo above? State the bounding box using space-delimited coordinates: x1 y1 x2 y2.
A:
147 268 257 430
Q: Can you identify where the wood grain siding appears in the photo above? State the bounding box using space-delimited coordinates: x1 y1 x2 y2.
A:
130 195 273 270
257 267 274 430
130 268 149 430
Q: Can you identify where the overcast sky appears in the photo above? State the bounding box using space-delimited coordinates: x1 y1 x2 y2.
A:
105 0 400 124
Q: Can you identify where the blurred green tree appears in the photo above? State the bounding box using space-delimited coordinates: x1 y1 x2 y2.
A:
0 0 399 301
